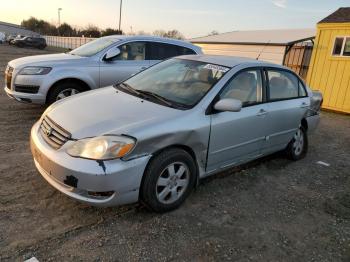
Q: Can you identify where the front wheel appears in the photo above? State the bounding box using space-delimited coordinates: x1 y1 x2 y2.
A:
286 126 308 160
47 82 87 105
140 148 197 213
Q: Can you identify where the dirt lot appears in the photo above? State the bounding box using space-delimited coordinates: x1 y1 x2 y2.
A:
0 44 350 262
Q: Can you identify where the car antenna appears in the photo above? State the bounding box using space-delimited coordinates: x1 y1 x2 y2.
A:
256 40 271 60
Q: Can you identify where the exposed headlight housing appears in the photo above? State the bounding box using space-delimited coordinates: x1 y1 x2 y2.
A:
19 66 52 75
66 135 136 160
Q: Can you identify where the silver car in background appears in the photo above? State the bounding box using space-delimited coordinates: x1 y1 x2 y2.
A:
4 35 202 104
30 55 322 212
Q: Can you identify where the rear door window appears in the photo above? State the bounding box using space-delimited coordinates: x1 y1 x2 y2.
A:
267 69 305 101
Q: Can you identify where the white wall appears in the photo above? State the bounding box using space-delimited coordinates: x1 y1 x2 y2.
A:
193 43 286 64
43 36 96 49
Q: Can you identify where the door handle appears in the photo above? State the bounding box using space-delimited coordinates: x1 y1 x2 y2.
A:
256 109 268 116
300 102 309 108
140 66 148 71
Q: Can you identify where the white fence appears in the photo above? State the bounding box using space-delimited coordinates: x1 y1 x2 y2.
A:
44 36 96 49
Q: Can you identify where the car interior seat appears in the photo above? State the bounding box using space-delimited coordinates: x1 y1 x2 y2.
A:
269 76 288 99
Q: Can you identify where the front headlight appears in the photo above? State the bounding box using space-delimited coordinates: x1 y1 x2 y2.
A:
66 136 136 160
19 66 52 75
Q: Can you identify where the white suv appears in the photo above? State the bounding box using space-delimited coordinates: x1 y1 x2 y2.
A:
4 35 202 104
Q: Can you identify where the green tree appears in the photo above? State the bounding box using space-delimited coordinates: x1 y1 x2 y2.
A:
80 24 101 38
58 23 74 36
21 17 57 35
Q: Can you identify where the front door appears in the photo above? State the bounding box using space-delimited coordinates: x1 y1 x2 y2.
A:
99 41 150 87
207 69 269 172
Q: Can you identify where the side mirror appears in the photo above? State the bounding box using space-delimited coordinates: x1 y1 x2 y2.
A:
104 47 121 61
214 98 242 112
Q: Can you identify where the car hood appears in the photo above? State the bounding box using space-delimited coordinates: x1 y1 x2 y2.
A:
45 87 183 139
9 53 86 68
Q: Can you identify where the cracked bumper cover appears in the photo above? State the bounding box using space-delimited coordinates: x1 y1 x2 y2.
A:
30 121 151 207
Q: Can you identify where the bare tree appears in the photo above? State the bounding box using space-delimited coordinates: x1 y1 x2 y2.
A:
208 30 219 36
152 29 184 40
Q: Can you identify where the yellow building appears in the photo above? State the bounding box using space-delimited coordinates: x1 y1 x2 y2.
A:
307 8 350 113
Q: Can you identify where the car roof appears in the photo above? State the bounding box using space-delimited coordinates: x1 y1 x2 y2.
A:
177 54 283 68
102 35 202 52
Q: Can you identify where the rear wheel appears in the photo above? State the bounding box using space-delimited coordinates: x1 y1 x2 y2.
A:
141 148 197 213
47 81 87 105
286 126 308 160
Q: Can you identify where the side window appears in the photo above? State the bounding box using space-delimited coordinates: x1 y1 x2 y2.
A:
267 70 300 100
298 81 307 97
177 46 196 56
115 42 146 61
333 37 344 56
220 70 262 106
344 37 350 56
332 37 350 57
147 42 196 60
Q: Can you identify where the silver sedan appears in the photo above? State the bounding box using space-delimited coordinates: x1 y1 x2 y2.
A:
30 55 322 212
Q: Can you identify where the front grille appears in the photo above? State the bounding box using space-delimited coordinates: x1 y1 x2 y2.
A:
5 66 13 89
40 116 71 149
15 84 40 94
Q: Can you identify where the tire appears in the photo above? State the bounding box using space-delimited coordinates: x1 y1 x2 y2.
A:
285 126 308 161
47 81 87 105
140 148 197 213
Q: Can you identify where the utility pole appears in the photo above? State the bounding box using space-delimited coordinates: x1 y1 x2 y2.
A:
58 8 62 35
118 0 122 32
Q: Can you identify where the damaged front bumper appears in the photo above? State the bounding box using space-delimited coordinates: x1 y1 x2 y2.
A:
30 121 151 207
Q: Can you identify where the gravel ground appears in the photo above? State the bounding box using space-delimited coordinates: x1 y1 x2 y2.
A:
0 44 350 262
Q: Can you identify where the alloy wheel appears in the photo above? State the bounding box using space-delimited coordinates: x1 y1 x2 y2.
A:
293 128 304 156
56 88 80 100
156 162 190 204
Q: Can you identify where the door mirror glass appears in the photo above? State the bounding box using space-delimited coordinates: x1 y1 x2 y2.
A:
104 47 121 61
214 98 242 112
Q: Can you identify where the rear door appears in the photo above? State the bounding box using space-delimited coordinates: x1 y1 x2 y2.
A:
99 41 150 87
25 37 33 47
261 68 309 154
147 42 196 66
207 68 269 172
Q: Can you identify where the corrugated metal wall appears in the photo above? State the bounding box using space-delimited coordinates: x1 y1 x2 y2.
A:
193 43 286 64
307 23 350 113
0 23 38 37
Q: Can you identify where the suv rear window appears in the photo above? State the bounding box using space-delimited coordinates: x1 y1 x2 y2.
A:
147 42 196 60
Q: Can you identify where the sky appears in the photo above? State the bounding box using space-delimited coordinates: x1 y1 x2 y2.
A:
0 0 349 38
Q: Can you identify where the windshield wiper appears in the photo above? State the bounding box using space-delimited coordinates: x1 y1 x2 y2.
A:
116 83 142 96
116 84 188 109
135 90 174 107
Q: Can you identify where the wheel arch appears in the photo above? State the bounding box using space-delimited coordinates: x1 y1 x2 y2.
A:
139 144 200 201
46 78 91 104
301 118 308 131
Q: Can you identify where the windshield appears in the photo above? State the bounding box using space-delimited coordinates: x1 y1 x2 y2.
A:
122 58 230 108
70 37 119 57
